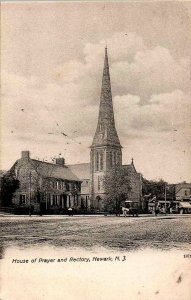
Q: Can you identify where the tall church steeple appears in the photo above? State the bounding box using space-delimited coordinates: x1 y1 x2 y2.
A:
90 48 122 208
91 47 121 148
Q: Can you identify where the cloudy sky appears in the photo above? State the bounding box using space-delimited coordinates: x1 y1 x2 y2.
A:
1 2 191 183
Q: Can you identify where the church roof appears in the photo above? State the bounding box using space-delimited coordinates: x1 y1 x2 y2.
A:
123 164 135 172
91 47 121 148
67 162 138 181
67 163 90 180
123 160 140 176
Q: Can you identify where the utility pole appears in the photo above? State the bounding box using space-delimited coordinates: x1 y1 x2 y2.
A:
171 185 174 214
164 183 167 215
46 193 48 211
140 174 143 211
29 171 31 217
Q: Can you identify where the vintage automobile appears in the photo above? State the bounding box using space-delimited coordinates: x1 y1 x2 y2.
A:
122 200 139 217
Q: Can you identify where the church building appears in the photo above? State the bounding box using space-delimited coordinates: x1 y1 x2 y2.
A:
70 47 142 210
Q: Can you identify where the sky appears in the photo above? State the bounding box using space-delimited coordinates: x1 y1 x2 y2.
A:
1 2 191 183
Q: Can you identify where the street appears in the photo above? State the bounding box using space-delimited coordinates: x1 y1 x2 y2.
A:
1 215 191 253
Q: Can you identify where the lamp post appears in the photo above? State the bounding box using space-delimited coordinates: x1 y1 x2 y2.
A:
29 171 31 216
164 183 167 215
140 174 143 211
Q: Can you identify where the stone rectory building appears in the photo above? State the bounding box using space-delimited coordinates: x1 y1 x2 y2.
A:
10 152 82 213
8 48 142 213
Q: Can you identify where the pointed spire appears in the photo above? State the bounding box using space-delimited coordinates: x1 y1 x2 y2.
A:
91 48 121 148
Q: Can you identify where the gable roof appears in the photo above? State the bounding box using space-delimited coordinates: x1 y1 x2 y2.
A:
12 158 81 182
123 163 137 174
175 182 191 194
67 163 90 180
30 159 81 181
175 183 191 189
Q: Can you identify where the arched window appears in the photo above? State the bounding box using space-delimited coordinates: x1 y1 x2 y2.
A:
112 151 115 166
116 152 118 164
98 176 101 190
109 151 113 167
100 151 103 170
95 151 99 171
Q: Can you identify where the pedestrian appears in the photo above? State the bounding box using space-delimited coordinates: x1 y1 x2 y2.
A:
68 207 73 216
122 207 128 217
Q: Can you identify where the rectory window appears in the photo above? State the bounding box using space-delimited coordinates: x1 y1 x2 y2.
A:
20 194 26 204
65 182 69 191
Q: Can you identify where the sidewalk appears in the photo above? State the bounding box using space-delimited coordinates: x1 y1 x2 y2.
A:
0 212 191 219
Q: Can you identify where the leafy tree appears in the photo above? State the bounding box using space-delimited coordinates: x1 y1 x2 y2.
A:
142 178 175 213
0 172 20 206
103 166 131 215
142 178 175 199
142 178 167 199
